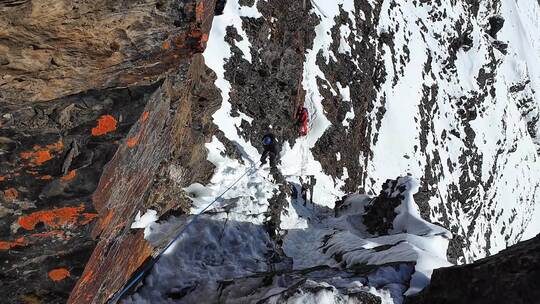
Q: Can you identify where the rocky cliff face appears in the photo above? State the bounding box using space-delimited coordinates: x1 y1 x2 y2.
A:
1 0 540 303
1 0 217 303
0 0 210 103
407 234 540 304
198 0 540 265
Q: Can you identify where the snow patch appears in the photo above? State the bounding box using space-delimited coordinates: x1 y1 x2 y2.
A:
130 209 158 238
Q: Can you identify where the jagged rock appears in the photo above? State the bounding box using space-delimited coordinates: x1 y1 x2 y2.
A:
362 178 405 236
1 0 540 303
488 16 505 38
0 84 155 303
493 40 508 54
407 234 540 304
0 0 211 103
0 1 216 303
68 52 221 303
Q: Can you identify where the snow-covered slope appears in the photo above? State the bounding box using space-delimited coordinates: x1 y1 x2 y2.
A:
364 0 540 262
123 0 540 302
126 173 451 303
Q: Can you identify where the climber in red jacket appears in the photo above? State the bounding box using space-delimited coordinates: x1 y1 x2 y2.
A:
295 106 309 136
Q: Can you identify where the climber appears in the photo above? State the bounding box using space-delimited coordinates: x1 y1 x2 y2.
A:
334 194 350 217
260 131 279 169
300 185 308 206
295 106 309 136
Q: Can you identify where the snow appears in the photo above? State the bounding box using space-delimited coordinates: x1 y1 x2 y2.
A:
499 0 540 243
183 137 274 218
125 0 540 302
338 24 352 55
130 210 158 238
124 216 273 304
278 0 361 208
130 174 449 303
202 0 261 160
337 82 355 128
363 0 540 260
522 207 540 240
282 176 451 300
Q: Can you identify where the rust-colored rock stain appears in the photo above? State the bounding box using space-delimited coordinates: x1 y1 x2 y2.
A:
80 213 99 225
201 33 209 43
91 115 117 136
0 237 26 250
18 206 86 230
30 230 67 240
79 270 95 286
40 175 53 180
19 140 64 166
48 268 71 281
141 111 149 123
0 176 6 182
4 188 19 200
96 210 114 235
195 1 205 22
127 136 139 148
61 170 77 181
20 150 52 165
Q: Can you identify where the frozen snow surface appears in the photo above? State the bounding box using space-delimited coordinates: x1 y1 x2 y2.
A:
362 0 540 261
125 0 540 302
131 210 159 238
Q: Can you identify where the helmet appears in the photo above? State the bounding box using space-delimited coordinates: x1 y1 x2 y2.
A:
263 136 273 145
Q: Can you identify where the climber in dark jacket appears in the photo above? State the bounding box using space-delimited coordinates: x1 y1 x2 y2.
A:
260 132 279 168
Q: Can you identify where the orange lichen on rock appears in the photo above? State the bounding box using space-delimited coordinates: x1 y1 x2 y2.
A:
48 268 70 281
162 41 170 50
46 140 64 150
30 230 67 240
80 213 99 225
40 175 53 180
20 150 53 165
0 176 6 182
201 33 209 43
141 111 149 123
0 231 67 251
19 140 64 166
4 188 18 200
0 237 26 250
127 136 139 148
196 1 205 21
18 206 85 230
79 270 95 286
97 210 114 233
61 170 77 181
91 115 117 136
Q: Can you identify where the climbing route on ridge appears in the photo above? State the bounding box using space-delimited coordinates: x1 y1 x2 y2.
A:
110 162 262 303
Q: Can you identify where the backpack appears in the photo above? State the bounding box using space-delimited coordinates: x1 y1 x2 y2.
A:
263 135 273 145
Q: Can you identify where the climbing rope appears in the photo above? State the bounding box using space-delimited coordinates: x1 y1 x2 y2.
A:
109 163 260 304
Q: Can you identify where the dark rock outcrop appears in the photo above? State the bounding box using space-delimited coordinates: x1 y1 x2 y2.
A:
362 178 406 236
407 234 540 304
68 53 221 303
0 0 217 303
0 84 154 303
488 16 505 38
